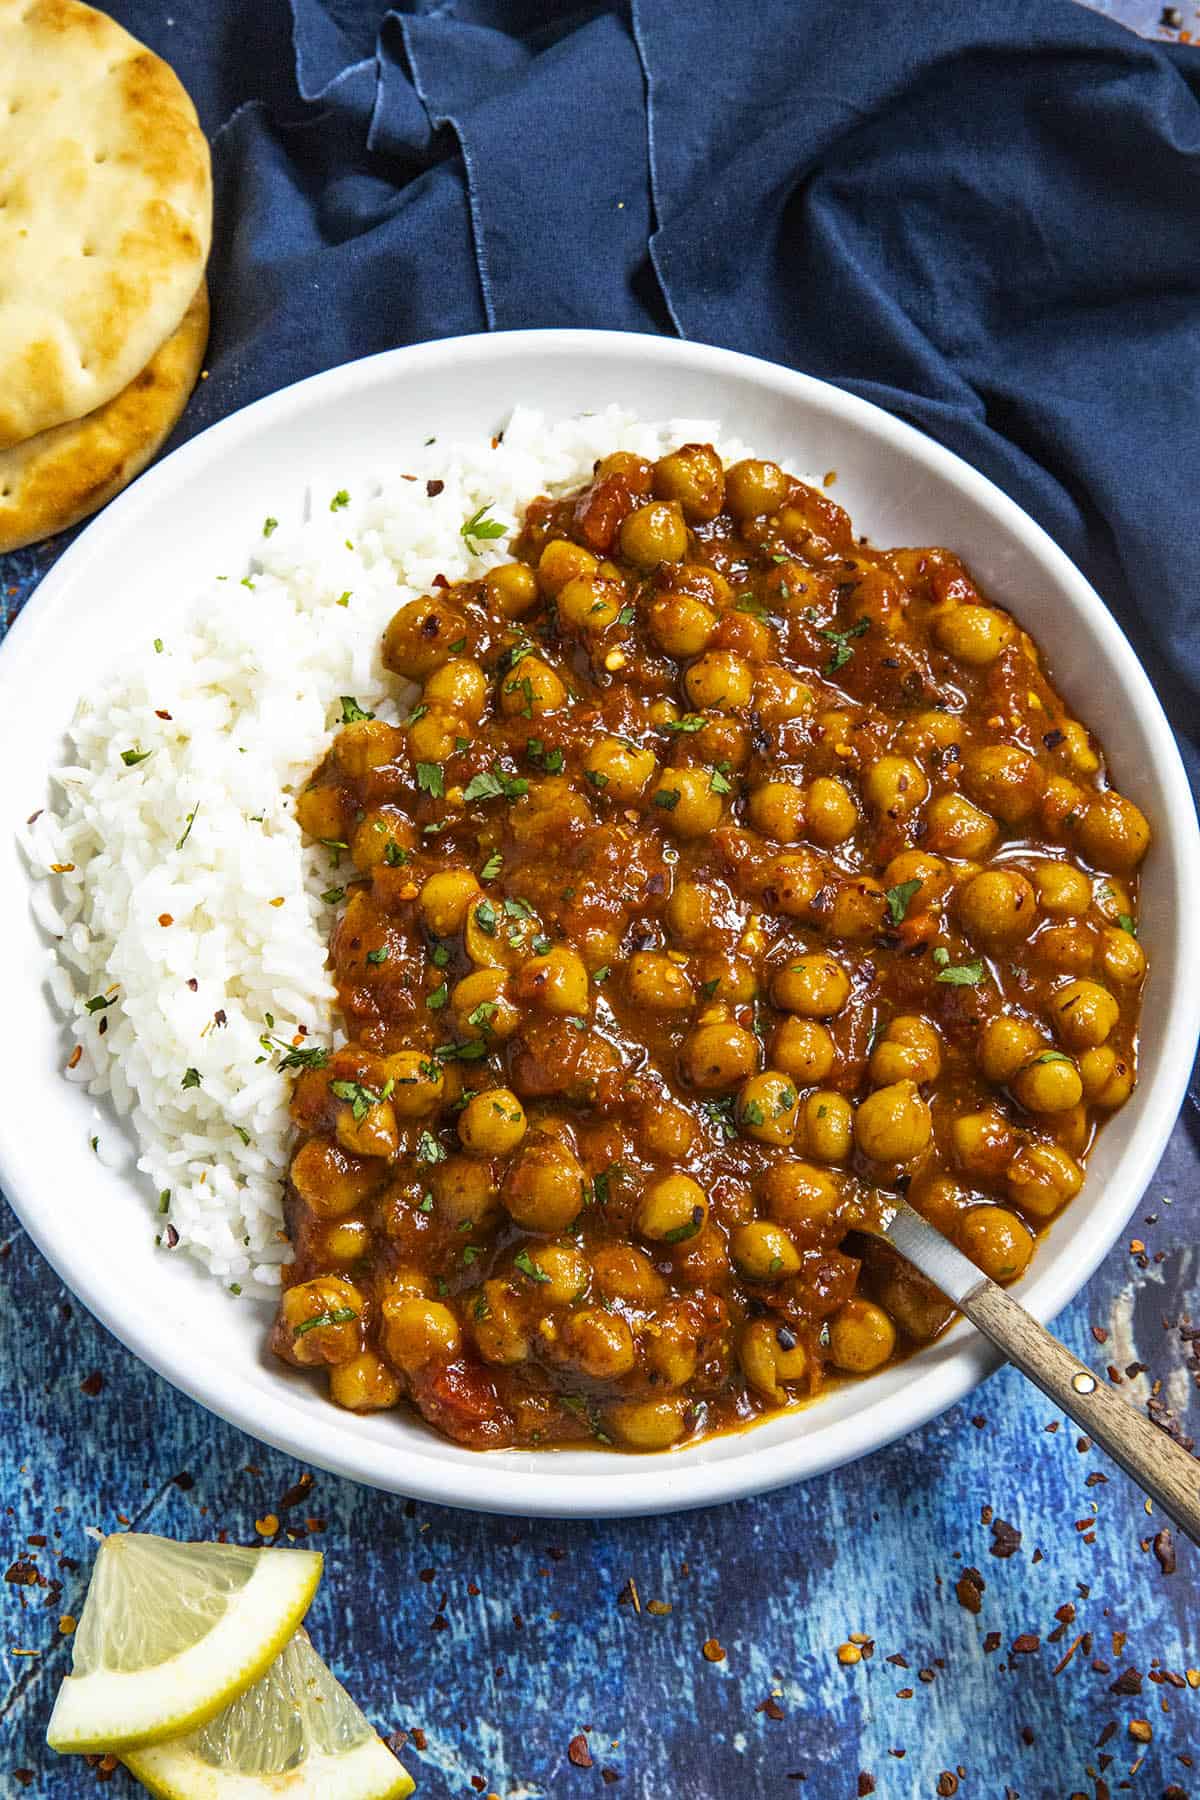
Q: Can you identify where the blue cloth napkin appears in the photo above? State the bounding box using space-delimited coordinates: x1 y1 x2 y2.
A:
107 0 1200 785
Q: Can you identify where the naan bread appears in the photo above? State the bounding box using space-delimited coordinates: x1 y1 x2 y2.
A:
0 281 208 552
0 0 211 449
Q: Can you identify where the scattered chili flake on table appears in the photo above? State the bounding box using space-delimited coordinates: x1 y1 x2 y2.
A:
989 1518 1022 1558
955 1566 986 1613
79 1372 103 1396
567 1734 593 1769
702 1638 726 1663
254 1514 279 1538
837 1642 862 1666
1153 1528 1177 1574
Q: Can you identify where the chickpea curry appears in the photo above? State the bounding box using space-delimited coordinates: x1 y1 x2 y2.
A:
271 442 1150 1453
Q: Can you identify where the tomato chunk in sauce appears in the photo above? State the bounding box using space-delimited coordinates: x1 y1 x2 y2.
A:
270 444 1149 1452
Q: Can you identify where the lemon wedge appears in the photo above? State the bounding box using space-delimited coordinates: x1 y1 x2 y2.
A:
121 1630 415 1799
46 1534 323 1755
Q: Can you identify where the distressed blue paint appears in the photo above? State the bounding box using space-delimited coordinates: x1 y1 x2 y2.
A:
3 6 1198 1791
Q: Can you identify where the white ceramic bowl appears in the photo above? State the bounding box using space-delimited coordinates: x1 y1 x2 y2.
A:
2 331 1197 1517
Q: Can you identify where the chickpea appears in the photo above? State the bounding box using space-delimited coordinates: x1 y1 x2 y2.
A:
520 1238 590 1306
977 1015 1044 1084
381 1297 461 1374
377 1266 432 1305
451 967 521 1040
473 1281 530 1365
828 1299 897 1373
1052 1102 1090 1156
1047 977 1119 1049
854 1080 932 1162
741 1317 808 1402
502 1137 586 1233
1005 1142 1084 1218
537 538 598 598
1042 773 1088 833
557 573 623 632
278 1277 362 1367
684 651 754 714
863 755 928 820
957 1205 1033 1282
653 443 725 522
754 664 814 724
696 952 758 1004
407 704 464 765
1078 1044 1135 1109
827 877 888 940
871 1267 952 1344
765 851 826 918
961 745 1046 824
1098 925 1145 986
423 657 487 722
485 561 539 617
583 735 657 803
351 807 414 873
896 709 964 756
381 1049 445 1118
596 449 654 493
649 590 718 659
680 1019 760 1089
324 1219 371 1264
554 1308 636 1379
419 868 479 937
731 1219 802 1280
619 500 688 569
644 1304 701 1386
430 1155 499 1228
951 1108 1018 1179
772 1016 836 1084
334 1093 397 1161
382 597 468 680
957 868 1037 947
516 944 589 1016
869 1015 942 1086
499 655 566 717
801 1090 854 1163
607 1396 688 1450
932 604 1016 665
761 1160 840 1233
457 1087 527 1156
290 1135 385 1219
627 951 694 1010
1011 1052 1084 1114
295 782 347 844
665 877 718 944
328 1351 401 1413
804 776 858 846
672 1221 731 1287
1093 875 1133 923
638 1173 708 1244
592 1243 668 1303
331 718 404 780
1035 923 1095 974
651 766 724 837
640 1097 698 1159
747 779 805 842
771 952 851 1018
737 1071 800 1145
1076 791 1151 873
910 1174 971 1234
925 793 999 859
725 458 789 519
1032 858 1092 918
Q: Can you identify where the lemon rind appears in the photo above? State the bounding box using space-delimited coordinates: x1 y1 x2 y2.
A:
122 1734 415 1799
46 1549 323 1755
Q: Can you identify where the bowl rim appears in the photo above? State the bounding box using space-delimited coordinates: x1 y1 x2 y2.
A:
4 326 1198 1518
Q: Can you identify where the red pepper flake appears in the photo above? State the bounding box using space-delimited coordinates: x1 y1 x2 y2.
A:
755 1696 786 1720
936 1776 959 1797
1011 1634 1040 1656
600 1771 621 1786
1153 1528 1177 1575
80 1371 104 1396
4 1559 39 1586
567 1735 593 1769
1090 1324 1108 1343
858 1776 876 1796
13 1774 34 1789
155 709 172 720
158 913 173 927
470 1778 485 1793
171 1471 194 1490
430 1614 448 1632
26 1535 46 1548
1052 1634 1086 1676
49 862 76 874
1109 1667 1143 1695
410 1728 428 1752
418 1568 436 1583
885 1653 909 1668
989 1518 1022 1558
67 1044 82 1069
983 1631 1002 1654
163 1224 179 1248
896 1687 914 1699
1019 1724 1035 1746
702 1638 726 1663
955 1567 985 1614
1097 1721 1117 1746
426 480 445 498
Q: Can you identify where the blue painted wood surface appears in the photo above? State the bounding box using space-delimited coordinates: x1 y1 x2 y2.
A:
3 4 1198 1793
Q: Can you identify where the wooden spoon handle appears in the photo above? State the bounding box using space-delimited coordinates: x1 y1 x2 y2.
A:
964 1281 1200 1545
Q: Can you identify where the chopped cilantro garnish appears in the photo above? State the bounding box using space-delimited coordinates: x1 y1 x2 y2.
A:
461 503 507 549
321 886 345 906
653 787 681 812
340 696 374 724
885 878 922 924
741 1099 765 1126
821 617 870 673
383 839 409 867
480 850 504 881
120 746 152 767
416 1129 447 1163
474 899 498 935
153 637 164 654
709 767 733 796
263 516 278 537
416 762 445 799
514 1249 550 1283
618 605 636 627
330 1078 383 1120
934 956 985 986
431 944 451 968
260 1034 330 1072
293 1306 357 1337
181 1067 202 1090
664 714 706 734
85 993 116 1014
585 768 609 790
330 490 350 512
365 946 388 964
176 806 199 851
1117 913 1137 936
427 981 449 1011
464 767 529 803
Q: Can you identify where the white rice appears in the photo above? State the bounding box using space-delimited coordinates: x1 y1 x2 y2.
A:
22 406 753 1292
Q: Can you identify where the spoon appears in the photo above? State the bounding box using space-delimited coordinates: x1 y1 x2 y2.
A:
866 1194 1200 1546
